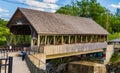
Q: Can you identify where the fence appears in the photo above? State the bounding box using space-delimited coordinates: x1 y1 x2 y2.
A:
0 57 13 73
25 55 47 73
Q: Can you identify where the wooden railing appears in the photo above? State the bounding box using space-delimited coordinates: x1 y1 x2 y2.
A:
25 55 46 73
40 42 107 55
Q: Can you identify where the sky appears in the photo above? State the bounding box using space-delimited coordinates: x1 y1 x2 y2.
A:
0 0 120 20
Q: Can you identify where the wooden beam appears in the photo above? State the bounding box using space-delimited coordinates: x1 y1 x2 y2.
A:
100 35 101 42
75 35 77 43
46 49 104 60
86 35 88 43
47 36 49 45
81 35 82 43
90 35 93 43
45 35 47 45
69 35 71 44
104 35 106 41
62 35 64 44
98 35 100 42
106 36 108 42
54 35 56 45
37 34 40 46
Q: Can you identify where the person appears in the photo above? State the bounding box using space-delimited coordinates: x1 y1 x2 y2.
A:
21 47 26 61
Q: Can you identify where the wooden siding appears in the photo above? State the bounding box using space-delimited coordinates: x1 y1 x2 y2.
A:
39 42 107 55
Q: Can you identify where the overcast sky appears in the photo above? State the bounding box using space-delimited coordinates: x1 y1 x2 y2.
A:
0 0 120 20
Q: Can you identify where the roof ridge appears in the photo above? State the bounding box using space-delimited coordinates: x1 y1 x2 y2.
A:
18 7 91 20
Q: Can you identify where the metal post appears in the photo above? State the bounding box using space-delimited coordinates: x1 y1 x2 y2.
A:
5 59 7 73
39 60 40 69
0 60 1 73
8 57 13 73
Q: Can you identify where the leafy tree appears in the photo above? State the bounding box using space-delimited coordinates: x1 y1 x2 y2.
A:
0 18 9 45
77 0 89 17
56 0 120 34
56 5 80 16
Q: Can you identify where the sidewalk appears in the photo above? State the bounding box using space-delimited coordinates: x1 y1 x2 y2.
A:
12 57 30 73
1 52 30 73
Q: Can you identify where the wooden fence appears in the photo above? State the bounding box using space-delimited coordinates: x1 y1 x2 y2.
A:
25 55 47 73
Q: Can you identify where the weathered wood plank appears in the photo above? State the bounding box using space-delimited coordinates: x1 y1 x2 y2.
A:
43 42 107 55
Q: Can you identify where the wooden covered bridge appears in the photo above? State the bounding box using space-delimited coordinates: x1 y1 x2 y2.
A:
7 8 109 70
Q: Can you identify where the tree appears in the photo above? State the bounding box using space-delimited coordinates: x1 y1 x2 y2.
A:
0 18 9 45
56 4 80 16
56 0 120 34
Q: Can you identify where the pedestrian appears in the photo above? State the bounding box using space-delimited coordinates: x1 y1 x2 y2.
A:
21 47 26 61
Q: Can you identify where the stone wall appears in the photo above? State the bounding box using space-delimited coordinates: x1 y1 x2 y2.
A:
68 61 106 73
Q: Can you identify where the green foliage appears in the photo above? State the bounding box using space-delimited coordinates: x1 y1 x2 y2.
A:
110 53 120 64
56 5 80 16
0 18 9 45
108 33 120 41
0 18 31 46
56 0 120 34
109 15 120 33
49 58 65 65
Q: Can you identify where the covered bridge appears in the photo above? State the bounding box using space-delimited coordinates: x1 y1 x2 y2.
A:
7 8 109 69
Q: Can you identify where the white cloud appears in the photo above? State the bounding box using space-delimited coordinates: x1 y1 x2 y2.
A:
29 6 45 11
0 7 9 20
44 0 58 3
19 0 59 12
0 7 9 12
4 13 9 16
110 3 120 8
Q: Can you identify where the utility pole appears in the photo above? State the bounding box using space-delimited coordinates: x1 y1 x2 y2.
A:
106 13 108 31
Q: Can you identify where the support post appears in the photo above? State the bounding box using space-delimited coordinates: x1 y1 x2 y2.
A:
0 60 1 73
91 35 93 43
86 35 88 43
81 35 82 43
62 35 64 44
106 36 108 42
69 35 71 44
75 35 77 43
54 35 56 45
8 57 13 73
45 35 47 45
47 36 49 45
37 34 40 46
99 35 101 42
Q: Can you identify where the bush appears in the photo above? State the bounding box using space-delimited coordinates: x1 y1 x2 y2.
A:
110 53 120 64
108 33 120 41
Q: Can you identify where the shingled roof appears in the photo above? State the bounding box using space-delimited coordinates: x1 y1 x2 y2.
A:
7 8 109 35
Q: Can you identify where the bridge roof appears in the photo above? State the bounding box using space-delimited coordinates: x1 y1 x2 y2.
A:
7 7 109 35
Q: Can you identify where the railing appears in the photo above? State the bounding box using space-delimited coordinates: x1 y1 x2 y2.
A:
42 42 107 55
29 45 44 54
25 54 47 73
0 47 20 53
0 57 13 73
